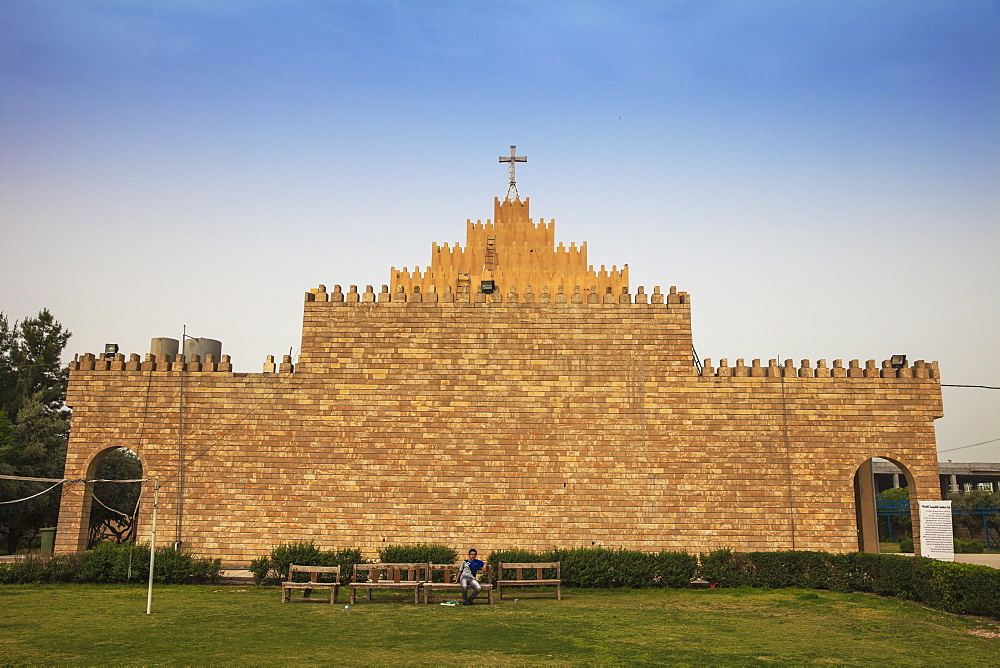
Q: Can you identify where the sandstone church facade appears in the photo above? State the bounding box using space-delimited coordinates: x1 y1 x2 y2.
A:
55 163 944 562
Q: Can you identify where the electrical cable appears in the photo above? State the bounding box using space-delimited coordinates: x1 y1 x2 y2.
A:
90 491 131 518
159 345 300 484
0 480 66 505
938 437 1000 454
0 476 150 506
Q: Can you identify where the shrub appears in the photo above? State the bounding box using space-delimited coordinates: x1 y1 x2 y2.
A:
698 549 748 587
695 549 1000 620
954 538 985 554
0 553 82 584
251 541 365 585
485 547 697 589
486 548 557 584
377 544 457 565
555 547 696 588
0 544 219 584
899 538 914 553
79 542 149 584
270 541 325 582
655 550 699 588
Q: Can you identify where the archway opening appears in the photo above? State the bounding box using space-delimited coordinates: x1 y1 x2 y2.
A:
854 457 915 554
86 447 143 548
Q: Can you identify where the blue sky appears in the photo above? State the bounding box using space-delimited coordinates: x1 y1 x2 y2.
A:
2 1 998 461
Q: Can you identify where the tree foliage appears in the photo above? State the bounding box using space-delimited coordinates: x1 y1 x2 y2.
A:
88 448 143 547
0 309 71 553
876 486 912 541
948 490 1000 544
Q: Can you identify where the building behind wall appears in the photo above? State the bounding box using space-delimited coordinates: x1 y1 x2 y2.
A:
55 186 945 562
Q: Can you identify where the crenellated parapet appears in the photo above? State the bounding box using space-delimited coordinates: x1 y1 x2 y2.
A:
390 196 629 295
699 357 940 380
69 352 294 374
306 283 689 306
70 352 234 372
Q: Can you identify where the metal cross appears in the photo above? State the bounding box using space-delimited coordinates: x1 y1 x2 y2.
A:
499 145 527 199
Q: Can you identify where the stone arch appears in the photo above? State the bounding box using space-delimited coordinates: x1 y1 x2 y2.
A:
83 447 144 548
853 455 917 554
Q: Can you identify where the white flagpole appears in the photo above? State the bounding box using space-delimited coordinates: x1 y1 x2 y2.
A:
146 479 159 614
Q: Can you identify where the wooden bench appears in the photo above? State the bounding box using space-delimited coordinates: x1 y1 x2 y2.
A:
349 563 427 604
422 563 493 605
281 564 341 604
496 562 562 601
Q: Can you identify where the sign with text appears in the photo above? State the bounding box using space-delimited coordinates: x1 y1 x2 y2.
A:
918 500 954 561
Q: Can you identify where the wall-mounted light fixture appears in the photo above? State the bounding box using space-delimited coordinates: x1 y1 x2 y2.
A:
890 354 907 370
104 343 119 359
481 280 496 294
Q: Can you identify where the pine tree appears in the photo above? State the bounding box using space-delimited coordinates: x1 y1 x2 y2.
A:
0 309 72 553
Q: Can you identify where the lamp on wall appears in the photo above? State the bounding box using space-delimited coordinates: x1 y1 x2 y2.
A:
103 343 119 359
890 354 907 369
480 280 496 294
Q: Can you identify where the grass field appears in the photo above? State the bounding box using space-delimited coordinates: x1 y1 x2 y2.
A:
2 585 998 666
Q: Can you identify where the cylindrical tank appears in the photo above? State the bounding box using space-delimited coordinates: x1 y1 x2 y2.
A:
184 337 222 362
150 337 180 359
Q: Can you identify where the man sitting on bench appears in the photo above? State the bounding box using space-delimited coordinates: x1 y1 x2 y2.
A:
458 549 485 606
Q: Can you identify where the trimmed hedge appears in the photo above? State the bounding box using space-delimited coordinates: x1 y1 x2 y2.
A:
698 549 1000 620
377 544 457 565
0 543 220 584
897 537 985 554
486 546 698 589
6 541 993 621
248 541 364 585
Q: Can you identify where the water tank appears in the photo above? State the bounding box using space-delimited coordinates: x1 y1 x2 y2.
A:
184 337 222 362
150 338 179 359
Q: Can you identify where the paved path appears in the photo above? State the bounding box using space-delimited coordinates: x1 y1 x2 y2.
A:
954 554 1000 569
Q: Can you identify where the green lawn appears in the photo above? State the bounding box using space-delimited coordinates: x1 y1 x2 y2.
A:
1 585 998 666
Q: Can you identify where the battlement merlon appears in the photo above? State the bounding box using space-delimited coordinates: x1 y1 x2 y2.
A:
68 352 296 374
699 356 941 381
390 196 628 294
306 283 687 306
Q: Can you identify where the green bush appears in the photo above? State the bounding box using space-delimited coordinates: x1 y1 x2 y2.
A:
886 537 983 555
698 549 746 587
655 550 700 588
152 547 214 585
270 541 325 582
695 549 1000 620
78 542 148 583
486 548 557 584
954 538 985 554
0 552 82 584
485 547 696 589
248 555 272 585
250 541 365 585
0 544 220 584
557 548 696 588
377 544 457 565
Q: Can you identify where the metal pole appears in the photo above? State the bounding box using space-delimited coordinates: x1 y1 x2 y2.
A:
176 325 184 548
146 478 159 614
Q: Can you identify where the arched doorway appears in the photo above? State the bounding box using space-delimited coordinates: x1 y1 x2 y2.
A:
854 457 915 553
86 447 143 547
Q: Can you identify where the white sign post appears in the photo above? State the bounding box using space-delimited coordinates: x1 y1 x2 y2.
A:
918 500 954 561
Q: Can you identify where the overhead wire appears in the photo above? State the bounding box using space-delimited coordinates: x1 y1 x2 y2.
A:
159 345 301 484
938 436 1000 454
0 476 150 506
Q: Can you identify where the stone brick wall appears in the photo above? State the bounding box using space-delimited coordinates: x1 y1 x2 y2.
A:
55 285 943 564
